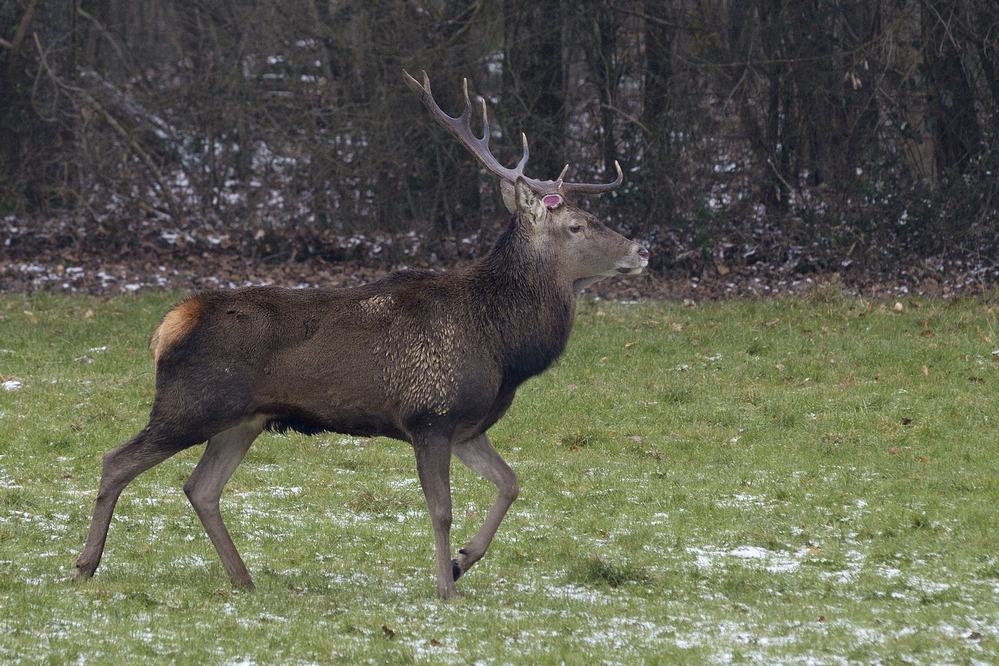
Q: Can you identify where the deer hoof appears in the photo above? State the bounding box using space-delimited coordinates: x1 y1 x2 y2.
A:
74 559 97 580
451 558 463 581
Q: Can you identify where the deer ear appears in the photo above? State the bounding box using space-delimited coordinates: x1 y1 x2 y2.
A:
500 180 517 214
503 178 545 223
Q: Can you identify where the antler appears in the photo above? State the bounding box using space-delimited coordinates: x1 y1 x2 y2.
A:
402 69 623 196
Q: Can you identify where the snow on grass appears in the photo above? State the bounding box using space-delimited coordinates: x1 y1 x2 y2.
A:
715 492 768 509
688 545 806 574
543 583 613 604
0 475 22 489
580 617 669 653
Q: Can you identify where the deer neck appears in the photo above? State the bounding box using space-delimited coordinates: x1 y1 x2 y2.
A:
471 218 576 382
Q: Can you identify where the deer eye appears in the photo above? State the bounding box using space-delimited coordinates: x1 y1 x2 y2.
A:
568 224 583 234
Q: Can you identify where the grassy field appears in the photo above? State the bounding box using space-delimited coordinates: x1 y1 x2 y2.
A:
0 291 997 664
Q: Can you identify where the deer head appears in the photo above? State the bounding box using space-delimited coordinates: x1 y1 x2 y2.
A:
402 70 649 290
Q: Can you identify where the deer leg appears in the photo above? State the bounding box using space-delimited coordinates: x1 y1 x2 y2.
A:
451 433 519 579
183 418 262 589
413 434 458 599
76 425 191 579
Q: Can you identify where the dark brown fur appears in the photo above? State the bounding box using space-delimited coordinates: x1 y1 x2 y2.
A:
148 221 575 446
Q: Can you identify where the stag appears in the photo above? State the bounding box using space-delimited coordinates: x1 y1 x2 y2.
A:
75 71 649 599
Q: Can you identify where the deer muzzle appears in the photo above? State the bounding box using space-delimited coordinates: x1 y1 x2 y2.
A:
615 243 650 275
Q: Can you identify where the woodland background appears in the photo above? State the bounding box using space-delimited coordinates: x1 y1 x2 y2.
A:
1 0 997 296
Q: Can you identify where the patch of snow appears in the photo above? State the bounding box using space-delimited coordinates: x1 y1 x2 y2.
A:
689 545 802 574
174 554 211 568
715 492 766 509
546 583 608 603
268 486 303 498
0 476 22 489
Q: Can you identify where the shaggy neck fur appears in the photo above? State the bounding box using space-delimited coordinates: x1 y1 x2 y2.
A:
468 217 576 384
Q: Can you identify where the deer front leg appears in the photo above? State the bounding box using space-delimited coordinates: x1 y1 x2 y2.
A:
451 433 519 579
413 433 458 599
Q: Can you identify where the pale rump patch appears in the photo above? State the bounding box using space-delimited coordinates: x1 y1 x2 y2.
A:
149 297 203 363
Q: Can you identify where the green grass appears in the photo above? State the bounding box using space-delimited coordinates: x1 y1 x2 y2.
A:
0 292 997 664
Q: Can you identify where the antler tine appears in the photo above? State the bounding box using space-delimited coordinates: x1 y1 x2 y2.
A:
514 133 530 175
478 97 489 144
561 159 624 194
401 68 423 93
555 163 570 189
462 78 472 118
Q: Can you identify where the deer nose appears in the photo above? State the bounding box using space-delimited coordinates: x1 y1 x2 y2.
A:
637 246 650 260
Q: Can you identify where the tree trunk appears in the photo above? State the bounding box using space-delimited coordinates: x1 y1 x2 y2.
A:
922 0 982 175
642 0 676 222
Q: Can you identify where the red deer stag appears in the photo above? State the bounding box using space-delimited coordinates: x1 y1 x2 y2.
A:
75 70 649 599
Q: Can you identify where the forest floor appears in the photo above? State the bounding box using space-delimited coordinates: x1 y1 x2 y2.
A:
0 293 996 663
3 249 996 302
3 213 998 300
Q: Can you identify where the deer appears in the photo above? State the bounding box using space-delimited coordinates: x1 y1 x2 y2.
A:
74 70 649 599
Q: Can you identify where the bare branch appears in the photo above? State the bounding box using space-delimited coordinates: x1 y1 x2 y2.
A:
32 33 181 221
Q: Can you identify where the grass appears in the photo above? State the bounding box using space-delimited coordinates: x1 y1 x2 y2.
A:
0 291 997 664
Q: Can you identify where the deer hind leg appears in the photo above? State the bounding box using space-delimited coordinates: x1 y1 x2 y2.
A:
76 425 193 579
451 433 519 580
413 433 458 599
183 418 264 589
